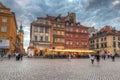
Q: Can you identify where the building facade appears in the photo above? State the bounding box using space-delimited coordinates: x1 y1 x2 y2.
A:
0 2 17 54
65 13 89 49
30 17 51 54
89 26 120 54
17 24 25 54
46 15 65 49
30 12 89 54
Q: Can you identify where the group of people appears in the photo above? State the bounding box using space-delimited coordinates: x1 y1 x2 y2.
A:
0 51 23 61
15 52 23 61
89 53 116 65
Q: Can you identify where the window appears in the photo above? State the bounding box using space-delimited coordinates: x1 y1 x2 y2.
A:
40 27 44 33
1 36 6 40
34 27 38 32
53 38 56 42
34 36 37 41
76 29 78 32
54 24 56 27
101 38 103 41
113 42 116 48
71 23 73 26
96 39 99 42
70 28 73 32
66 22 69 26
76 35 78 38
45 27 49 33
61 25 64 28
57 25 60 27
113 36 115 40
118 42 120 48
53 30 56 34
70 34 73 37
118 37 120 40
66 28 69 31
66 41 69 45
61 31 64 35
76 42 79 46
62 39 64 43
1 26 7 32
0 10 4 13
2 18 7 22
57 18 60 21
104 37 106 41
40 36 43 41
57 31 60 35
66 34 69 37
46 20 48 24
70 41 73 45
45 36 48 41
81 30 84 33
96 44 99 49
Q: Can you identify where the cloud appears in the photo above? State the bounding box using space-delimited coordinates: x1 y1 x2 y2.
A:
1 0 120 47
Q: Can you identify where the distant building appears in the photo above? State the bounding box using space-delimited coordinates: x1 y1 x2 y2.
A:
0 2 17 54
17 24 25 54
89 26 120 54
88 27 98 38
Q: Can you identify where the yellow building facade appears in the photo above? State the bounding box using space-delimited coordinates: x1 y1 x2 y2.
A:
89 26 120 55
0 2 17 54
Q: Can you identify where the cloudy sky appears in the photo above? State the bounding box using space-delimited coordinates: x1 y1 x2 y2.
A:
1 0 120 49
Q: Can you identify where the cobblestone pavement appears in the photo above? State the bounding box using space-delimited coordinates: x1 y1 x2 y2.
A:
0 58 120 80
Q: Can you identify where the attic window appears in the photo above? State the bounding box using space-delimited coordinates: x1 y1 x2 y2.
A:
0 10 4 13
57 18 60 21
77 23 80 26
71 23 73 26
66 22 69 26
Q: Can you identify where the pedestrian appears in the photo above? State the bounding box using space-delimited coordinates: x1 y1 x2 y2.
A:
68 54 71 61
18 53 20 60
20 53 23 60
111 54 115 62
15 52 19 61
89 54 95 64
0 51 4 61
8 52 11 60
95 52 100 64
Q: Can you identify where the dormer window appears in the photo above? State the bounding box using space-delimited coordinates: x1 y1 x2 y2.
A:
71 23 73 26
57 18 60 22
0 10 4 13
57 25 60 27
54 24 56 27
66 22 69 26
77 24 80 26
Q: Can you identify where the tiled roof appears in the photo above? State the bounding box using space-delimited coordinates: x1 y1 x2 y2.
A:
99 26 112 32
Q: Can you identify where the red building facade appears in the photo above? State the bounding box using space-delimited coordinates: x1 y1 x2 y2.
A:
65 13 89 49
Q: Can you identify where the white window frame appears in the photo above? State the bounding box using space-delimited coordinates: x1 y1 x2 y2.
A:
1 26 7 32
2 18 7 22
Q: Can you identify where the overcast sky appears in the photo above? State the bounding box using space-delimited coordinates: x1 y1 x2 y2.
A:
1 0 120 49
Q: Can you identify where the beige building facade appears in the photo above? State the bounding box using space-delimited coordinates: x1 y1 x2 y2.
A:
89 26 120 55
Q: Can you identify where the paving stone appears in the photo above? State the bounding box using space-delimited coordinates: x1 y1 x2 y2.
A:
0 58 120 80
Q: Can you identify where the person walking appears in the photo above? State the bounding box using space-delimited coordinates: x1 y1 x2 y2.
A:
1 51 5 61
95 52 100 64
15 52 19 61
8 52 11 60
111 54 115 62
89 54 95 64
20 53 23 60
68 54 71 61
